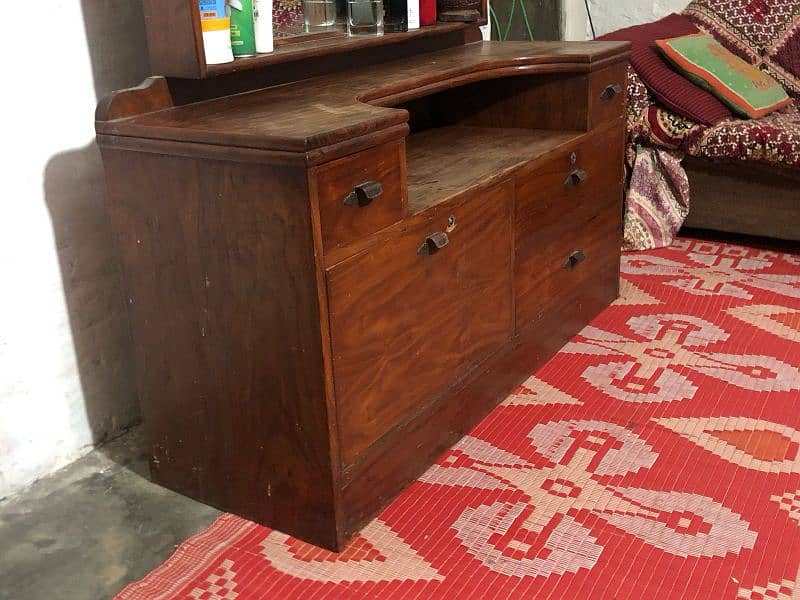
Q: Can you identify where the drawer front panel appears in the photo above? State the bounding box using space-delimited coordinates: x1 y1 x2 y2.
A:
314 140 407 253
516 126 624 327
327 182 514 466
588 63 627 129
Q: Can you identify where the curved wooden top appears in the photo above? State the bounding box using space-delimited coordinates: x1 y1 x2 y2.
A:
96 41 629 154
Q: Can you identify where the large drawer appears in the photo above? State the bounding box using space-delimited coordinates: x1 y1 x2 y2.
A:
327 182 514 466
313 140 407 253
515 125 624 327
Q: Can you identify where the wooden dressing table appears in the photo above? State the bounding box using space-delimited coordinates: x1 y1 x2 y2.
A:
97 16 629 550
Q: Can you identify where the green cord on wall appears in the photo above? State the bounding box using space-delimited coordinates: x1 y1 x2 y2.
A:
489 0 534 41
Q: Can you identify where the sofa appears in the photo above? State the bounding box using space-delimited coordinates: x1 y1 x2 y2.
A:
601 0 800 250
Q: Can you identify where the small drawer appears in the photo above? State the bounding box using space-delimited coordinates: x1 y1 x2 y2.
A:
588 63 627 129
327 182 514 466
515 126 624 327
314 140 407 252
516 205 622 327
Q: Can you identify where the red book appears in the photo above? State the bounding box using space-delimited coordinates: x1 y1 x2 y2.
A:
420 0 436 25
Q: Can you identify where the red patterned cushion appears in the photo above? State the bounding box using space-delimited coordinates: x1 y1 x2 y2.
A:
600 14 733 125
656 33 792 118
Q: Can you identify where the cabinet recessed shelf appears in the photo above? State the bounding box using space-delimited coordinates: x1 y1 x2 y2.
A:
406 126 582 213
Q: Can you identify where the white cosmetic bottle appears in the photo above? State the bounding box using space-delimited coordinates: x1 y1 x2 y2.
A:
254 0 275 53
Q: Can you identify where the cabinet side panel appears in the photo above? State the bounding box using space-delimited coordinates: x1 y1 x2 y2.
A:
142 0 205 78
101 148 338 548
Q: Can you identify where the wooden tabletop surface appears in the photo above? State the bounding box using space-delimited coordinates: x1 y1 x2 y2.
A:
97 41 629 153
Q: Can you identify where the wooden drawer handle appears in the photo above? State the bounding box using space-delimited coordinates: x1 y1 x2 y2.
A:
344 181 383 208
564 169 588 187
601 83 623 101
564 250 586 269
417 232 449 256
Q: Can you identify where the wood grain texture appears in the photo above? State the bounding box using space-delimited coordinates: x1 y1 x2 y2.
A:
96 41 631 154
406 126 580 213
167 27 483 106
142 3 484 79
205 23 488 78
142 0 205 79
588 62 628 130
327 182 514 465
339 259 619 537
314 140 408 252
95 77 174 122
515 121 625 326
101 148 339 550
400 73 590 131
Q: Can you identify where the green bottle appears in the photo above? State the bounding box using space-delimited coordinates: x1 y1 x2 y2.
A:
230 0 257 57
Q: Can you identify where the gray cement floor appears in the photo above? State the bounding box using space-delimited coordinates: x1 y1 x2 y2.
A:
0 427 220 599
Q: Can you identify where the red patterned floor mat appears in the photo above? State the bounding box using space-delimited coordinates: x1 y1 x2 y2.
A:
116 238 800 600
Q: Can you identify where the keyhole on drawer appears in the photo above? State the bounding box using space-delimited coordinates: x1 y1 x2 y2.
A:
570 152 577 165
446 215 457 233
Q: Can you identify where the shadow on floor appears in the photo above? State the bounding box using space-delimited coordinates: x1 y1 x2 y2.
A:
0 428 220 599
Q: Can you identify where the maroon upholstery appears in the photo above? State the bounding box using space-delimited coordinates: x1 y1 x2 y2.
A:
683 0 766 62
600 14 734 125
773 20 800 84
768 1 800 89
630 97 800 166
684 0 800 97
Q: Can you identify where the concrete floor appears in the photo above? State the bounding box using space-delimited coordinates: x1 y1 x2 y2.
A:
0 427 220 599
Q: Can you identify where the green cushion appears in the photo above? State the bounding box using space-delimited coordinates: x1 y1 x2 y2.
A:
656 33 792 119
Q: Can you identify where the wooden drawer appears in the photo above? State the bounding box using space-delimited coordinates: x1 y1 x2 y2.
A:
588 63 627 129
515 126 624 327
327 182 514 466
314 140 407 252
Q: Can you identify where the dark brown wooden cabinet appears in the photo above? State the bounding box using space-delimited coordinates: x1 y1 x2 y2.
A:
97 34 630 551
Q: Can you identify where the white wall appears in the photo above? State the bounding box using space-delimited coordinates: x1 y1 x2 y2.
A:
0 2 150 498
564 0 691 39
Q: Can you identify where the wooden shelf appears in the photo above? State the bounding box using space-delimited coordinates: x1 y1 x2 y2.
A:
143 1 487 79
206 23 482 77
406 126 582 213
